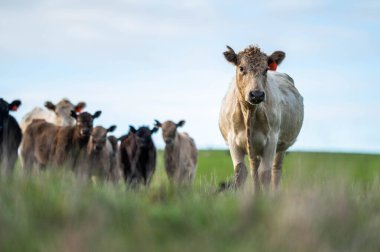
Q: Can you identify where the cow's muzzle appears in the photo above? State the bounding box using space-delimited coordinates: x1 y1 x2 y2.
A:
165 139 174 145
81 128 91 137
248 91 265 104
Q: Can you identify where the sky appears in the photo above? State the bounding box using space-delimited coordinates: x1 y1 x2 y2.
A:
1 0 380 153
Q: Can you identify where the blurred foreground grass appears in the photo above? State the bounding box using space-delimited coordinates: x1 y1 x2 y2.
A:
1 151 380 252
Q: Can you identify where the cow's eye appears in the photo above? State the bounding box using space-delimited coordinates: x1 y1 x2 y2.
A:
239 66 244 73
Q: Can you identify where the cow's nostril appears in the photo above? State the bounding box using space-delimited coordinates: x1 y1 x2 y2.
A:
250 91 265 98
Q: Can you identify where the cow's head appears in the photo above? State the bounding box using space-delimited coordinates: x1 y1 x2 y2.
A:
154 120 185 145
45 98 86 126
90 125 116 153
0 98 21 125
224 45 285 106
129 125 158 148
71 110 101 139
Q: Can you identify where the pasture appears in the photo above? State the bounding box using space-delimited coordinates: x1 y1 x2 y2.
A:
1 150 380 252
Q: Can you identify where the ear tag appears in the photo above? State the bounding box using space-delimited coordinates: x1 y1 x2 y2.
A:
268 62 278 71
10 105 18 111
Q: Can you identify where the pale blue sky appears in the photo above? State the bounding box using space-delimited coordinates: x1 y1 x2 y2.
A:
1 0 380 152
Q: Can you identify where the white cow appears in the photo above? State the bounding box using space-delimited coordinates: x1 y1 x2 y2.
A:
20 98 86 133
219 45 303 192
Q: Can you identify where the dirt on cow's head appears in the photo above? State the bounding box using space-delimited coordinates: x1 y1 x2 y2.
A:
90 125 116 153
70 110 101 139
45 98 86 126
224 45 286 106
154 120 185 145
129 125 158 148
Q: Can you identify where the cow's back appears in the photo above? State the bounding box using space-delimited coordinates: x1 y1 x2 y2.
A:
20 107 56 133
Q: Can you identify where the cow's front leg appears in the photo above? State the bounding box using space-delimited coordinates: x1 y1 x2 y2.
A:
258 137 277 191
271 151 285 191
248 155 260 193
228 142 247 188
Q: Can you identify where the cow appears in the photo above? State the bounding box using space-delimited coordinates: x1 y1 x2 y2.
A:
107 135 123 182
20 98 86 133
21 110 101 172
0 98 22 174
154 120 198 184
119 126 158 187
219 44 304 192
77 125 121 181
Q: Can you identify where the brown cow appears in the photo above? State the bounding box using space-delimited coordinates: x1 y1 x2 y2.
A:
119 126 158 186
21 110 101 172
219 44 304 192
154 120 198 184
77 125 120 181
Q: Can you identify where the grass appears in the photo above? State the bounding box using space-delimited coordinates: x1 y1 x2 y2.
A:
1 150 380 252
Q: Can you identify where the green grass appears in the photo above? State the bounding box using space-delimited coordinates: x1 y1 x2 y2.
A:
1 151 380 252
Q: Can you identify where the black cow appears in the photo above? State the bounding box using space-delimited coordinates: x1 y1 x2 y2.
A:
0 98 22 174
119 126 158 186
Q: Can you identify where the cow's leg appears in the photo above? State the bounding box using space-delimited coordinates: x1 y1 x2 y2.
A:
248 155 261 193
258 138 277 191
271 151 285 191
229 144 247 188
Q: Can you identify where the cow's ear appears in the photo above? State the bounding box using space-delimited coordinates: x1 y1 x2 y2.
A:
154 120 162 128
92 111 102 119
177 120 185 127
107 125 117 133
268 51 286 71
9 100 21 111
70 110 77 119
224 45 238 65
45 101 56 111
129 126 137 134
75 102 86 113
151 127 159 134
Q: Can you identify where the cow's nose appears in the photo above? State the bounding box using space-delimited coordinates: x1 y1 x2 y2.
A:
249 91 265 104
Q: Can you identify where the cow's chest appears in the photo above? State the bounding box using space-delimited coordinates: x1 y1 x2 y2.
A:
234 128 268 154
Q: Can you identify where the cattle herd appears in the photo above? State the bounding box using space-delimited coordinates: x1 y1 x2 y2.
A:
1 44 304 192
0 98 198 186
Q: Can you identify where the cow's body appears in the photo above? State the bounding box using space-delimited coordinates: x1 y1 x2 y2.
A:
0 99 22 174
119 126 157 186
21 119 60 171
155 120 198 184
219 45 303 191
21 111 101 172
77 126 121 181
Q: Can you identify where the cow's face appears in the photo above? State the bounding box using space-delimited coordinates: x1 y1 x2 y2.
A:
154 120 185 145
224 45 285 106
45 99 86 126
129 126 158 148
71 111 101 138
0 98 21 120
90 125 116 153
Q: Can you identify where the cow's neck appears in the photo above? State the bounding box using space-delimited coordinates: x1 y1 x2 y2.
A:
73 127 88 147
239 95 271 152
165 134 180 167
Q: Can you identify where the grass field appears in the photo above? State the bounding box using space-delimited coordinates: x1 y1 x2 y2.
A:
1 150 380 252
